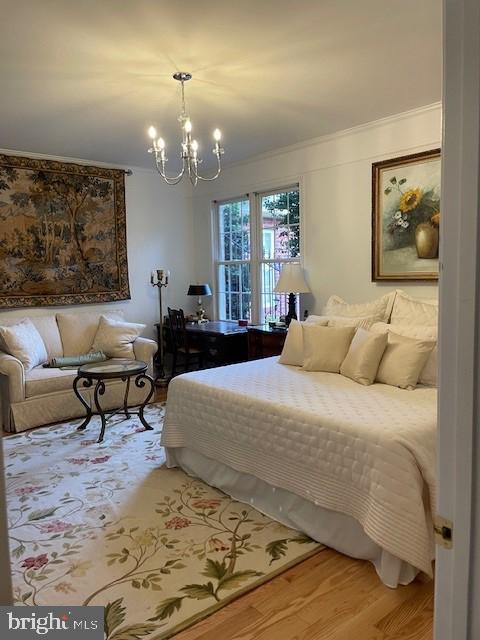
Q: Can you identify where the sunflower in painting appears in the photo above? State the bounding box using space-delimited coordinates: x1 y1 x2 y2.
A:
399 188 423 213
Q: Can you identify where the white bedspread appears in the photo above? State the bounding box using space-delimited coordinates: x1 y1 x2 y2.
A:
162 357 437 575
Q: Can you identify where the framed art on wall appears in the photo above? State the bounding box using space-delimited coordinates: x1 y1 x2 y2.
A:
0 154 130 308
372 148 441 281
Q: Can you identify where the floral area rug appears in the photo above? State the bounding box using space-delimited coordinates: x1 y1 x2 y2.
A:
4 403 322 639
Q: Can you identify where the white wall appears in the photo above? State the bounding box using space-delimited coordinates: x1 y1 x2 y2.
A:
0 151 195 340
192 103 441 319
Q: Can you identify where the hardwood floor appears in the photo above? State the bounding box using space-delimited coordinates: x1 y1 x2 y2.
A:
174 549 433 640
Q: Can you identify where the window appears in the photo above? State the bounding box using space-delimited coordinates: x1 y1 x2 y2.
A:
215 186 301 324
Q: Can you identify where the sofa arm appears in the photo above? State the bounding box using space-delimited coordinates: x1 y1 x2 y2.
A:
0 352 25 403
133 338 157 375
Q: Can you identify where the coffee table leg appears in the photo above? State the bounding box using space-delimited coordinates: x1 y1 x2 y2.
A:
122 376 131 419
73 376 93 431
93 380 107 443
135 373 155 430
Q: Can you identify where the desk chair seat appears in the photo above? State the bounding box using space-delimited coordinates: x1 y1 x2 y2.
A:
167 307 206 377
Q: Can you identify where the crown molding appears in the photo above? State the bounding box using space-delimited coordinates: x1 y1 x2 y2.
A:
222 102 442 171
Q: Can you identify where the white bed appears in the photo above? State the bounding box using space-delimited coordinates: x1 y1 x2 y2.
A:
161 356 437 587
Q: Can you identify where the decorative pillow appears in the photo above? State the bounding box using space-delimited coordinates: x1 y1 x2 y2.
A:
376 332 435 390
305 314 377 329
57 311 124 356
390 290 438 327
323 292 395 322
91 316 146 359
0 319 48 371
302 325 355 373
304 315 330 325
278 320 304 366
371 322 438 386
327 315 378 330
340 329 388 386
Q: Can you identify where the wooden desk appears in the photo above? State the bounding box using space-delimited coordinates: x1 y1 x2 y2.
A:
247 325 287 360
157 320 248 367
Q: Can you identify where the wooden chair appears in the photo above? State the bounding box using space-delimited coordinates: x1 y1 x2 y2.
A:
167 307 205 377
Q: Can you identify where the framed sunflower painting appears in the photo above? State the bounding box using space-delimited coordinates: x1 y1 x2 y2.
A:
372 148 441 281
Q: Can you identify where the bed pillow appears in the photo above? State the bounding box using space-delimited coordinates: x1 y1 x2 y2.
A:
278 320 304 366
305 314 377 329
0 319 48 371
304 315 330 325
340 329 388 386
91 316 146 359
323 292 395 322
302 325 355 373
371 322 438 386
376 332 435 390
390 290 438 327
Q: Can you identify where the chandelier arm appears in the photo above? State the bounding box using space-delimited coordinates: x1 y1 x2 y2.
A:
154 156 186 185
194 154 223 182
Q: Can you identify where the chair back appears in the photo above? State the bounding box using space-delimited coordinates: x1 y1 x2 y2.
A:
167 307 188 352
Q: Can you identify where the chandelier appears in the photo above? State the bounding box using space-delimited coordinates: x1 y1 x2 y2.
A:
147 72 224 186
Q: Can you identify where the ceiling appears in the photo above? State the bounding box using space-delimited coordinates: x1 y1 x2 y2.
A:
0 0 442 171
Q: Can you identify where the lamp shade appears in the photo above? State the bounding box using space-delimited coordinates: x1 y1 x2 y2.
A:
187 283 212 297
274 264 310 294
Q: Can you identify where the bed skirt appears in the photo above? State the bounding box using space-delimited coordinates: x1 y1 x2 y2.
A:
166 446 420 588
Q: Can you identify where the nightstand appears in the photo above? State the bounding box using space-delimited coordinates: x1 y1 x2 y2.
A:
247 325 287 360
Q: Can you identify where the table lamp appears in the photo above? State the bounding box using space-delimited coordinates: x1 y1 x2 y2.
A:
187 283 212 323
273 263 310 326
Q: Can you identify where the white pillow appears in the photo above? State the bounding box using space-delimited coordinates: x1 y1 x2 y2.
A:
304 315 330 326
278 320 304 366
376 332 435 390
390 290 438 327
371 322 438 386
323 292 395 322
302 325 355 373
91 316 146 359
305 314 377 329
0 319 48 371
340 329 388 386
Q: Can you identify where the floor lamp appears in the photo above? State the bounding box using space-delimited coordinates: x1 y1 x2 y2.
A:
151 269 169 385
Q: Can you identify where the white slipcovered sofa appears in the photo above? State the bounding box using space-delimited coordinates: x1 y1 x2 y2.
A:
0 310 157 433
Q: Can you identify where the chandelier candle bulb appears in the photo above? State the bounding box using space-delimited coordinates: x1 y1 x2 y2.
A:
148 126 157 139
213 128 222 142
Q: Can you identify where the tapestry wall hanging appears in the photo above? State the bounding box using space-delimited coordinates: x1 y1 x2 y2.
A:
0 154 130 308
372 148 441 281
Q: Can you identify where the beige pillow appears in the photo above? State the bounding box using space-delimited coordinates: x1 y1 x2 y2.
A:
57 311 123 356
371 322 438 386
0 319 48 371
302 325 355 373
390 290 438 327
340 329 388 386
376 332 435 390
278 320 304 366
91 316 146 359
305 314 377 329
323 292 395 322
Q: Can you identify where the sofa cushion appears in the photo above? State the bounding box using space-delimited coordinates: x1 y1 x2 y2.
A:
91 316 146 359
0 319 48 371
25 367 78 398
57 311 123 356
0 315 63 358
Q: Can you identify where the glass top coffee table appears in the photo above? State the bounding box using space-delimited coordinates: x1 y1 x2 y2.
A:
73 359 155 443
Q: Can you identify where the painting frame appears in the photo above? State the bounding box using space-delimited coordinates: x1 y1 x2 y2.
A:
371 148 441 282
0 153 130 308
